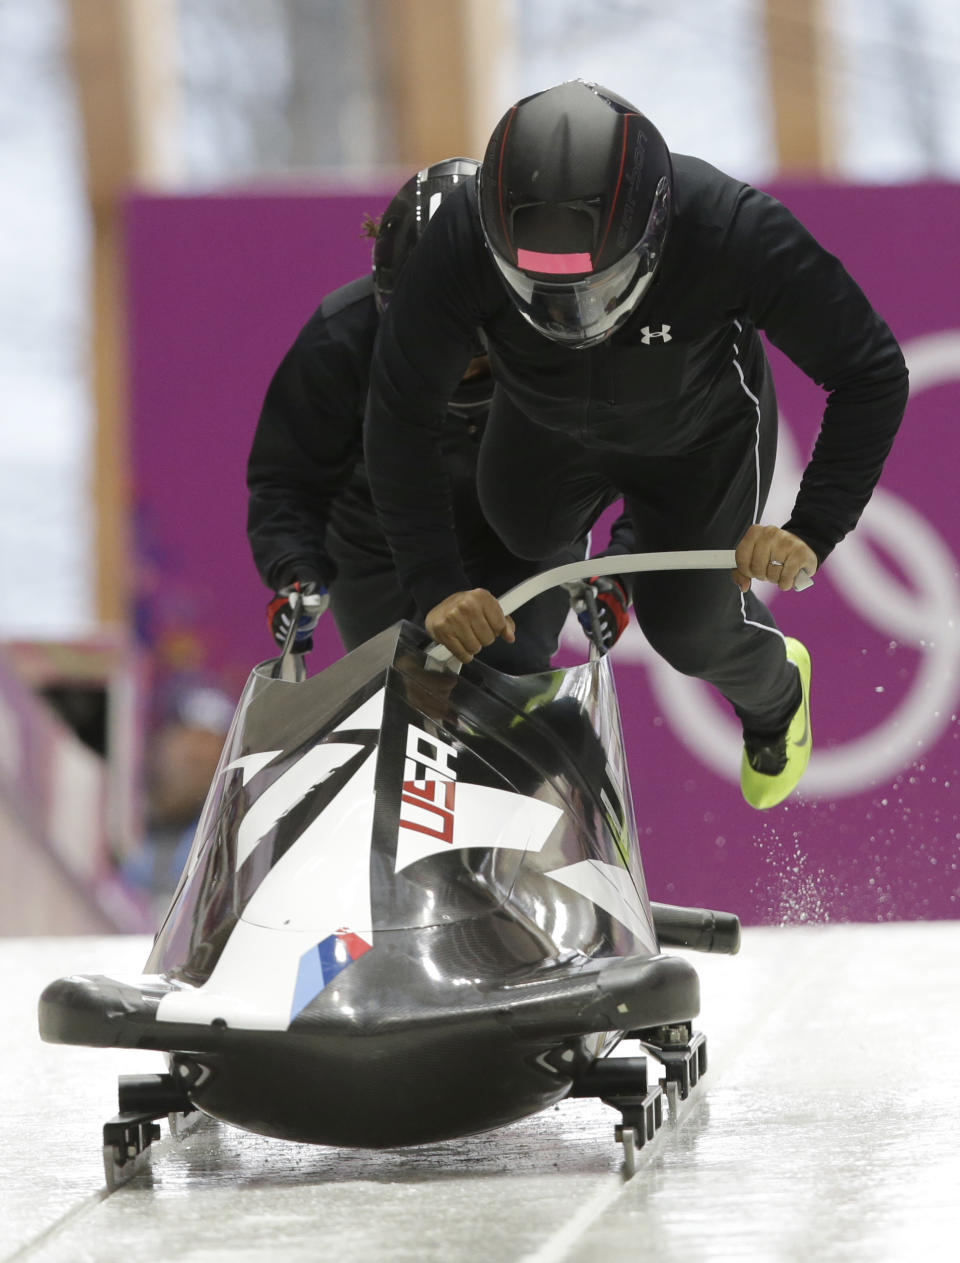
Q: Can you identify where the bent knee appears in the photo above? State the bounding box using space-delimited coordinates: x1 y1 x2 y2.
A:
633 593 727 679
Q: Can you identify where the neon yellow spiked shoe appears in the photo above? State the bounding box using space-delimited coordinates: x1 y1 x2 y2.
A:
740 637 812 810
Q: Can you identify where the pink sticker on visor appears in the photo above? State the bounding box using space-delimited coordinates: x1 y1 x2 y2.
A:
516 248 593 274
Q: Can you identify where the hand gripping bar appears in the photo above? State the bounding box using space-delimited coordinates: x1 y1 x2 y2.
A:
426 548 812 668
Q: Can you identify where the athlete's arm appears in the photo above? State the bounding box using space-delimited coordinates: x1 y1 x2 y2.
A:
364 183 500 616
247 288 373 591
730 188 909 565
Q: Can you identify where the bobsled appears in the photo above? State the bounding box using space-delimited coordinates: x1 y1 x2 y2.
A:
39 551 743 1185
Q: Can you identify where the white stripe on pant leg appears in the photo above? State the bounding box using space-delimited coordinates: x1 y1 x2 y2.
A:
731 319 763 528
731 320 778 641
739 588 786 640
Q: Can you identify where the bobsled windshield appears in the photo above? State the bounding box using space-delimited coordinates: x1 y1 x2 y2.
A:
148 623 654 983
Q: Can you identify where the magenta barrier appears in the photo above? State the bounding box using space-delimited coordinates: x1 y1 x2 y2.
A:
127 182 960 924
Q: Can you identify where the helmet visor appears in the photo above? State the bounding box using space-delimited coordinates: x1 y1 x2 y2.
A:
492 177 671 347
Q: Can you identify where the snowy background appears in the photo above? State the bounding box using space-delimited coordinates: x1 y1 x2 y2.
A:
1 0 959 637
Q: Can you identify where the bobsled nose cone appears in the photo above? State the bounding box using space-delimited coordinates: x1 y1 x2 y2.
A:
39 975 130 1047
38 973 194 1052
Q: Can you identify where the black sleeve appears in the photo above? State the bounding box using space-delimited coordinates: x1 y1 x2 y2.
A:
598 506 637 559
247 312 368 592
728 186 909 562
364 186 487 613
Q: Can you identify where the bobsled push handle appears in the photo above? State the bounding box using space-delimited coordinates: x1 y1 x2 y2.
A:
271 589 309 682
497 548 812 618
426 549 812 667
651 901 741 955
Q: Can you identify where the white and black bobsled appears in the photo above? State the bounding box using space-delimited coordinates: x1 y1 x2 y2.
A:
39 552 742 1184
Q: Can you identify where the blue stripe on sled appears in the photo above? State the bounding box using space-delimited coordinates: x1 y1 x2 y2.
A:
290 932 356 1021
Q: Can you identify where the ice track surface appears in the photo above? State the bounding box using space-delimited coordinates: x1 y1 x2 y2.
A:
4 923 959 1263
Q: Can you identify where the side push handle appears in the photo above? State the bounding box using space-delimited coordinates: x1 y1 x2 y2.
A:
426 548 813 668
650 901 742 955
269 589 318 682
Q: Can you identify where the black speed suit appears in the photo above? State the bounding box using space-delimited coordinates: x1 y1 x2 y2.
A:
364 157 909 734
246 274 583 673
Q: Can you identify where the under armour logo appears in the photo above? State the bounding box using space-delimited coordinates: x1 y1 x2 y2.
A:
640 324 672 344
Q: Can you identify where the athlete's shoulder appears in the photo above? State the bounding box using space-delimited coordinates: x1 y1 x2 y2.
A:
671 154 750 227
671 153 799 259
282 274 377 394
292 275 377 356
672 152 744 189
318 274 377 324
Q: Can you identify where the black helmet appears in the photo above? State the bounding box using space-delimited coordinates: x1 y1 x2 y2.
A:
372 156 480 312
478 81 672 347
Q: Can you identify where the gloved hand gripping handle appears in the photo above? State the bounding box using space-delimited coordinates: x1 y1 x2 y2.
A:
270 588 326 681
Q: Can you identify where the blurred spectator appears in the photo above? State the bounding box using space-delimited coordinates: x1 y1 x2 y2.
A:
125 682 234 918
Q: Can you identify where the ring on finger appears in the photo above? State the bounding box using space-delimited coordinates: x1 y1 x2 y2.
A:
769 559 784 567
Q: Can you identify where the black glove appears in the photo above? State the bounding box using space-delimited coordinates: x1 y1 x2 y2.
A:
574 575 631 654
266 579 329 653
